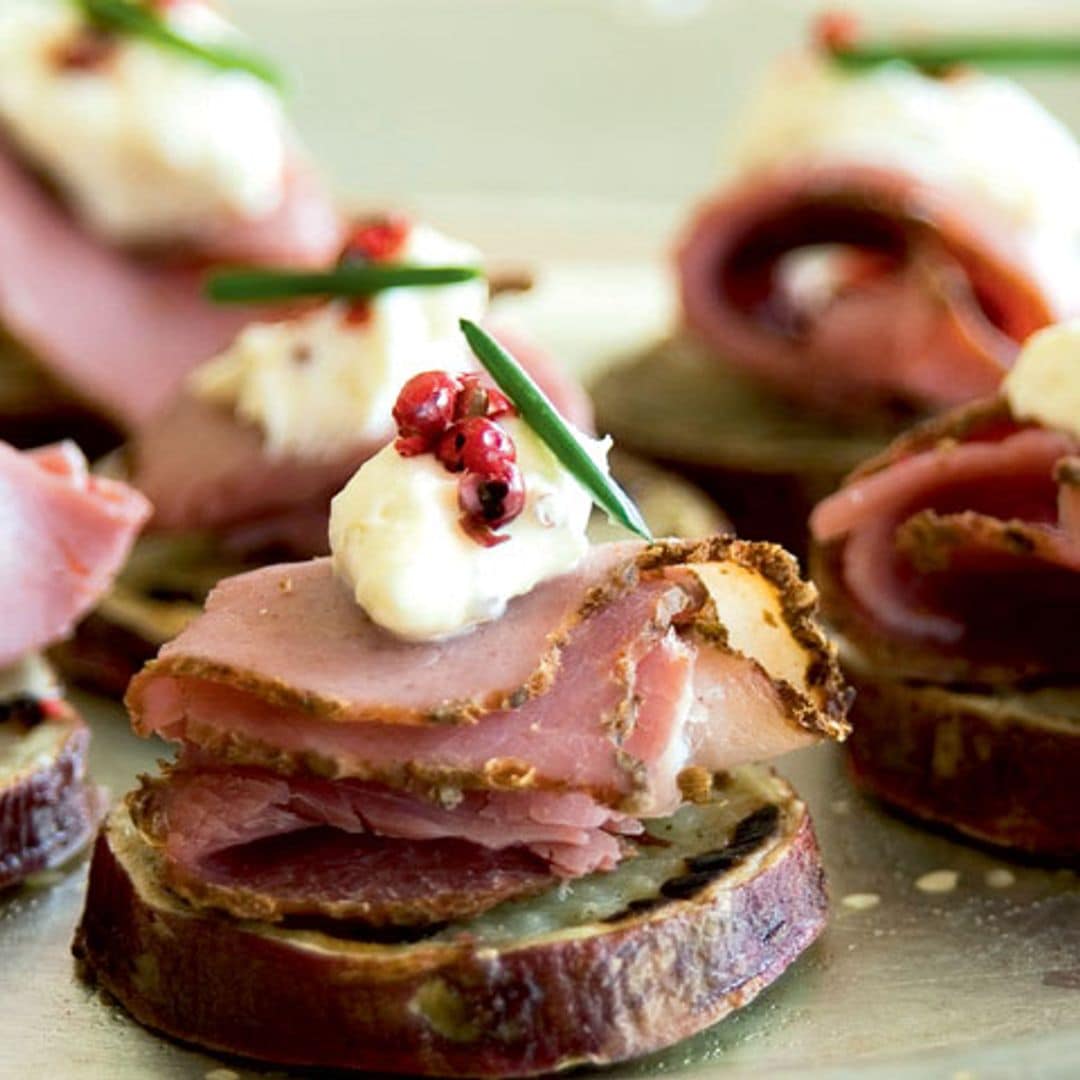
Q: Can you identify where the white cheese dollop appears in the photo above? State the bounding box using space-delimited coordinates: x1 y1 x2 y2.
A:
192 224 488 459
1003 322 1080 439
728 55 1080 314
0 0 287 244
329 418 607 641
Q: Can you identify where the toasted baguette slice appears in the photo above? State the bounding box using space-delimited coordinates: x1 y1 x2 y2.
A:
844 655 1080 861
1 701 104 889
75 766 826 1077
590 335 902 555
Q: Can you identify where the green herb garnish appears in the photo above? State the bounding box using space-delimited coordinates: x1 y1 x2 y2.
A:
827 34 1080 73
206 264 484 304
75 0 284 88
459 319 653 542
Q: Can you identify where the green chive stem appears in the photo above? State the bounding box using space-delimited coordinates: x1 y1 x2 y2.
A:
459 319 653 543
828 36 1080 72
76 0 283 88
206 264 484 304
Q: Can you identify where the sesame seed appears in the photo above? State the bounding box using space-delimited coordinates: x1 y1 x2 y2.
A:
916 869 959 894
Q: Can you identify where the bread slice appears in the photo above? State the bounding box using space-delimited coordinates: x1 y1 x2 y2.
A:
1 701 104 889
843 655 1080 860
75 765 826 1076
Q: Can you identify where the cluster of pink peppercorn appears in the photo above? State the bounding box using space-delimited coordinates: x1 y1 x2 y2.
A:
392 370 526 547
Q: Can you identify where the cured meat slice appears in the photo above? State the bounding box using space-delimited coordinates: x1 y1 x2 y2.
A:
810 399 1080 682
677 166 1054 417
128 538 850 815
127 393 368 543
0 440 150 665
171 830 554 928
129 765 641 924
0 141 340 430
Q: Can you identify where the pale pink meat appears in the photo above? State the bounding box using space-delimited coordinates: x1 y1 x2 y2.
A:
141 766 640 879
810 428 1075 544
677 165 1056 415
810 408 1080 677
128 393 375 541
0 440 150 665
687 648 824 766
0 142 340 429
132 546 637 724
129 543 834 816
133 561 696 810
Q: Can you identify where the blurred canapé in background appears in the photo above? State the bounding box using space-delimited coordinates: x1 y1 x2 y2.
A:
228 0 1080 259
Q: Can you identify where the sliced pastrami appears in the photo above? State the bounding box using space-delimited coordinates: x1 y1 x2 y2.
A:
811 399 1080 681
0 440 150 665
128 539 850 816
677 165 1054 417
130 765 641 925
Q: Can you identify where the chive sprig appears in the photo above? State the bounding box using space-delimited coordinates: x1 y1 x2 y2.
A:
75 0 284 88
459 319 653 543
827 33 1080 73
206 264 484 304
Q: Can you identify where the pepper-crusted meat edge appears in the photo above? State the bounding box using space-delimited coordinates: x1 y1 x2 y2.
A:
127 537 850 735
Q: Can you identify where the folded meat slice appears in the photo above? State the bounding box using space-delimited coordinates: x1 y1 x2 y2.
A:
129 764 641 925
128 538 850 817
128 329 594 554
677 166 1054 417
0 440 150 665
0 141 341 431
810 399 1080 683
126 393 365 549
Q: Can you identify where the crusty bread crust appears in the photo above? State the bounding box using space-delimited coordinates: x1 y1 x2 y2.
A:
0 703 104 890
845 662 1080 861
74 770 827 1076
